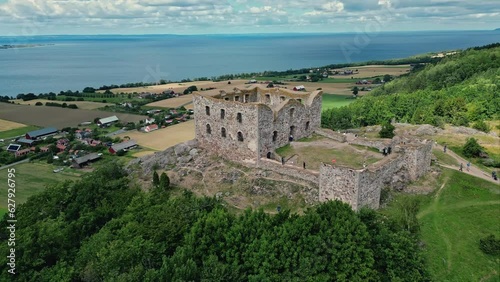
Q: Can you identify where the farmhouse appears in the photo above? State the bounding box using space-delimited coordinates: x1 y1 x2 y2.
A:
98 116 119 127
25 127 58 140
15 148 31 158
109 140 137 154
144 124 159 133
72 153 101 168
293 85 305 91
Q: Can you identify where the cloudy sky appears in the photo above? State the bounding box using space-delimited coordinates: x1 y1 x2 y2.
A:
0 0 498 35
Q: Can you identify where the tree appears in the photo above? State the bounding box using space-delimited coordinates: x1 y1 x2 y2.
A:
462 137 484 158
383 74 392 82
116 149 126 156
47 154 53 164
352 86 359 97
472 120 490 133
379 122 395 138
153 170 160 187
35 102 43 106
160 173 170 190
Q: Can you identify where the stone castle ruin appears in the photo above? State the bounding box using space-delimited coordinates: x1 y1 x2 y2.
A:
192 86 433 210
193 86 322 161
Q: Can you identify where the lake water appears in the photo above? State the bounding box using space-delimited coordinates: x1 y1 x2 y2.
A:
1 30 499 96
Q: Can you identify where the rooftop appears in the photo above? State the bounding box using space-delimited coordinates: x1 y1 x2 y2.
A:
26 127 58 138
73 153 101 165
111 140 137 152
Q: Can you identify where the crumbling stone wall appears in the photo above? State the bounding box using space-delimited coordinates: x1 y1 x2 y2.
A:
193 86 322 160
319 140 433 210
319 164 359 209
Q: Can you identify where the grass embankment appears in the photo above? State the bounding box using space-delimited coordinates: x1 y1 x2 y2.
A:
383 168 500 282
0 162 84 217
322 94 355 111
0 125 39 139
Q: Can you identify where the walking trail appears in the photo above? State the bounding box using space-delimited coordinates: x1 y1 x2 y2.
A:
434 144 498 185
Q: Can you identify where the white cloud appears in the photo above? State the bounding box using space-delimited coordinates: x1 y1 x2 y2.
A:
0 0 498 34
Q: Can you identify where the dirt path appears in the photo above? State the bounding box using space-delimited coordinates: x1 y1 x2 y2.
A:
435 144 498 184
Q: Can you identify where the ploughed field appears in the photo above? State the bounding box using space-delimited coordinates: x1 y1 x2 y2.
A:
0 103 146 128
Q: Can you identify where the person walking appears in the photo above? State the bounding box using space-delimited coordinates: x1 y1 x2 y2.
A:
459 163 463 172
444 144 447 153
466 161 471 172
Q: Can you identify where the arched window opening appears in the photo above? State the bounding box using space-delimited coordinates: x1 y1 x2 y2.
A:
265 94 271 103
206 124 211 134
221 127 226 138
205 106 210 115
235 96 239 101
290 108 295 118
280 96 286 101
305 121 310 131
272 131 278 142
245 94 249 103
237 113 242 123
220 109 225 119
237 132 244 142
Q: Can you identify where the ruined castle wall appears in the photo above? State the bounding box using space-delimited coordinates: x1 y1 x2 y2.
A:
402 141 433 180
356 154 406 209
319 164 360 210
193 94 260 160
315 128 347 142
259 158 320 184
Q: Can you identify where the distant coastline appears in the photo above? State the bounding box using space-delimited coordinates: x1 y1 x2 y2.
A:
0 43 54 50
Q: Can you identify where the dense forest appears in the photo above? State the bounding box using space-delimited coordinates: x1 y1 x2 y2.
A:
0 163 429 281
322 44 500 130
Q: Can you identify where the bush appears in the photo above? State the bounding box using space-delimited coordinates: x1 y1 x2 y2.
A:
479 234 500 256
35 102 43 106
379 122 395 138
462 138 484 158
472 120 490 133
116 149 126 156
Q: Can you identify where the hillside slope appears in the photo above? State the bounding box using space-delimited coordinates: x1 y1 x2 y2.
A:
322 44 500 130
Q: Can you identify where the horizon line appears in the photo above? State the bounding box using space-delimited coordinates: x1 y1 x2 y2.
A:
0 28 498 37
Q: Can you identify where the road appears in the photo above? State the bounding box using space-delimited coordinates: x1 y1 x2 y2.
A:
0 158 30 170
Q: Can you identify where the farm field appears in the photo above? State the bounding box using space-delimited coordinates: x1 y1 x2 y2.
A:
147 95 194 109
11 99 113 110
0 119 27 132
322 94 355 110
0 162 84 217
0 125 39 139
383 169 500 282
0 103 147 128
117 120 195 151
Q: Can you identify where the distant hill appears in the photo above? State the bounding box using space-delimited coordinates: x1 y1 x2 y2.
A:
322 43 500 130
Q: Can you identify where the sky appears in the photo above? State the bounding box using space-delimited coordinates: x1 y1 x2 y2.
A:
0 0 499 35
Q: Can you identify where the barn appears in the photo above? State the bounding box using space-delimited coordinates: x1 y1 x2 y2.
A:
109 140 137 154
25 127 58 140
72 153 102 168
97 116 119 127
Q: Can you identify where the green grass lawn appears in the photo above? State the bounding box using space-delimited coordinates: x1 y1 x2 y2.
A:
0 125 39 139
322 94 356 111
0 162 84 217
433 149 460 166
276 138 382 169
383 168 500 281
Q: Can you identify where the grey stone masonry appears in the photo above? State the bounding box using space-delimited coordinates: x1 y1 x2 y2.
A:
193 86 322 161
193 85 432 211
